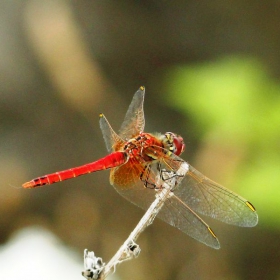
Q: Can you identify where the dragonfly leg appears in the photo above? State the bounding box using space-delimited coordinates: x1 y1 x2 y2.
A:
140 165 159 190
158 163 184 191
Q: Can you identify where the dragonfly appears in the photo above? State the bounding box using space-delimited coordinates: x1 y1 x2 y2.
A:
23 86 258 249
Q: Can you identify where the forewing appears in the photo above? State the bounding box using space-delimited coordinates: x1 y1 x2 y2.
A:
99 114 124 152
162 153 258 227
119 86 145 140
111 157 220 248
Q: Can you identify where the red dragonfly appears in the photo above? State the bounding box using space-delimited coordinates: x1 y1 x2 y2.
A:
23 86 258 249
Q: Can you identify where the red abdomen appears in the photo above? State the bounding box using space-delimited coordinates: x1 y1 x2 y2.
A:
23 151 127 188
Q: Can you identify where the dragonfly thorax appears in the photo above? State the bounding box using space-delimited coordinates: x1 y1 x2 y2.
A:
122 132 185 163
123 133 159 161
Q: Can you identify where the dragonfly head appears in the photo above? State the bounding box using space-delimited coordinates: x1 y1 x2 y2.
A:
163 132 185 156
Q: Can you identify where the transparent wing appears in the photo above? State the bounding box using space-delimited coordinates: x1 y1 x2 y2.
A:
162 153 258 227
158 195 220 249
110 158 220 249
99 114 124 152
118 86 145 140
99 86 145 152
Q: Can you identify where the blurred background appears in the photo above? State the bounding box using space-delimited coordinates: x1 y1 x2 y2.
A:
1 0 280 279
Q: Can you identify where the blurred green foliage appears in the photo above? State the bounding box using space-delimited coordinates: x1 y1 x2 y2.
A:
164 56 280 228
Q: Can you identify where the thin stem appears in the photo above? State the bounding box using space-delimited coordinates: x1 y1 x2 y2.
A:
100 182 172 279
83 162 187 279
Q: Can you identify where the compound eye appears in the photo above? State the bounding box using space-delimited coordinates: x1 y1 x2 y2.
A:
173 135 185 156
